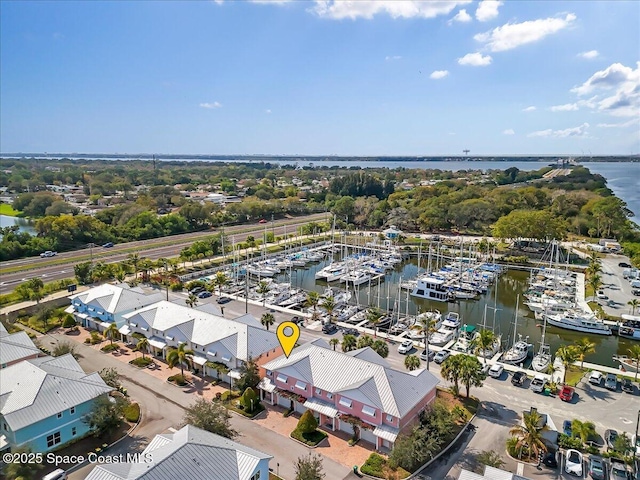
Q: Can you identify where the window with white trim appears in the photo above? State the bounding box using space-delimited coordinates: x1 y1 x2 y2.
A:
221 354 232 362
70 406 75 415
71 427 77 436
315 388 322 396
294 380 307 391
250 471 261 480
276 374 288 383
327 393 333 400
362 405 376 417
57 412 63 419
339 397 352 408
47 432 61 448
386 414 394 423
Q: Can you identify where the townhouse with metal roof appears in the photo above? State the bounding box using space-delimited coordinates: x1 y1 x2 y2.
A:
0 354 112 453
0 324 42 368
67 283 164 332
121 301 281 386
259 339 439 450
85 425 271 480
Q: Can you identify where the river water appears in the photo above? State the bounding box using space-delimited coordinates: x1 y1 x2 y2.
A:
0 214 36 234
275 255 635 368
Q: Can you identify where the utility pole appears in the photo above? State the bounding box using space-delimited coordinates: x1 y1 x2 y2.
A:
88 243 96 264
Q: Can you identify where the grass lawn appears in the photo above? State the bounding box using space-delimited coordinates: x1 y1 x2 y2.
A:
0 203 21 216
564 365 587 386
436 388 479 420
290 428 328 447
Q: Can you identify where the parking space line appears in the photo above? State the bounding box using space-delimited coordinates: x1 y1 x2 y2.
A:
517 462 524 475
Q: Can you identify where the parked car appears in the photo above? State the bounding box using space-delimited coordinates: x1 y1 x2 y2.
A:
621 378 634 394
511 371 527 387
559 385 575 402
481 363 491 376
565 449 583 476
420 349 435 362
322 323 337 334
488 364 504 378
605 373 618 391
542 451 558 469
609 458 630 480
588 456 606 480
259 219 267 224
619 262 632 268
397 340 414 354
605 429 619 451
40 250 57 257
189 286 205 294
216 296 232 304
530 374 547 393
434 350 450 364
597 290 608 299
342 327 359 336
102 242 114 248
42 469 68 480
563 420 573 437
607 300 618 308
197 290 212 298
589 371 604 386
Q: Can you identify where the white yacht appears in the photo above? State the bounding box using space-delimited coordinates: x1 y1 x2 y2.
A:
411 275 451 302
502 335 531 365
619 314 640 341
340 269 371 286
544 310 612 335
451 325 476 353
407 311 443 340
430 312 461 346
315 263 346 282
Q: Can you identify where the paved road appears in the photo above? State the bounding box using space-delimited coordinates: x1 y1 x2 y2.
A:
0 213 328 295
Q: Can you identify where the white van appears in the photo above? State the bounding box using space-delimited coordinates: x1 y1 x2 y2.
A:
42 469 67 480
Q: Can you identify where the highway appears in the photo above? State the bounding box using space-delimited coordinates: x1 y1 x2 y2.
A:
0 213 328 295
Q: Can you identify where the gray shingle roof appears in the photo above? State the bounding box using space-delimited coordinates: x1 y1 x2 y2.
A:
123 301 280 361
0 355 111 431
85 425 272 480
0 331 41 366
262 342 439 418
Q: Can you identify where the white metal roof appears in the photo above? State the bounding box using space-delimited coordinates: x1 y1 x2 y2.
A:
257 378 276 393
0 355 111 431
373 424 399 442
262 341 439 418
86 425 272 480
303 398 339 418
0 331 41 366
70 284 163 316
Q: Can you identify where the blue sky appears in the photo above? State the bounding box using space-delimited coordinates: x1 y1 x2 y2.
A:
1 0 638 156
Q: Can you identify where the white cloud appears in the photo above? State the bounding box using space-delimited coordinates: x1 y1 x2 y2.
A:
528 123 590 138
502 129 515 135
475 0 502 22
571 62 640 117
522 106 537 112
265 109 272 114
430 70 449 79
200 102 222 109
578 50 599 60
310 0 472 20
597 118 639 128
550 103 579 112
449 8 472 24
457 52 492 66
385 55 402 61
474 13 576 52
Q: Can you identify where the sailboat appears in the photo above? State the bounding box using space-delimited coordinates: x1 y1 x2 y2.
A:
502 295 532 365
475 304 502 359
531 306 552 372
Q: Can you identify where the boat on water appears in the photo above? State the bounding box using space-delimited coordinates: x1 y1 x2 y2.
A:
411 275 451 302
406 311 443 340
315 263 346 282
544 310 612 335
618 314 640 341
430 312 461 346
502 335 532 365
451 324 476 353
532 313 551 372
613 355 640 373
341 269 371 286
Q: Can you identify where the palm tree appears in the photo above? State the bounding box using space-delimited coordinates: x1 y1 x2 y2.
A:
371 339 389 358
342 334 357 352
413 314 438 371
136 337 150 359
588 274 602 301
472 328 497 365
260 312 275 331
305 291 320 319
104 322 119 345
627 345 640 381
509 410 548 460
167 343 194 377
556 345 579 384
186 293 199 308
257 281 270 306
319 295 336 323
138 258 154 282
628 299 640 315
440 355 462 396
366 308 383 337
459 354 485 398
329 338 339 351
214 271 229 297
571 419 596 444
404 354 421 371
127 253 140 280
573 338 596 368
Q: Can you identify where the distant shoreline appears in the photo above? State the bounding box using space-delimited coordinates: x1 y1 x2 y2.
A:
0 154 638 163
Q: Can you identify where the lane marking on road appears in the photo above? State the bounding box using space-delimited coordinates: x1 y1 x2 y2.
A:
516 463 524 475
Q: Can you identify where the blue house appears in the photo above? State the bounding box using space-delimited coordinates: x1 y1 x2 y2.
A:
0 355 111 453
86 425 272 480
67 283 163 332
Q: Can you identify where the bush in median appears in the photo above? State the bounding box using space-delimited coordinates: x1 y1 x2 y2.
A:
129 357 153 368
124 402 140 423
101 343 120 353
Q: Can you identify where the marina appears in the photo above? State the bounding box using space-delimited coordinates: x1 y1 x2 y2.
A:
189 238 639 369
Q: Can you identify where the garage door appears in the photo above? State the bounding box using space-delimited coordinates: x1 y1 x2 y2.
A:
340 421 354 435
278 396 291 409
295 402 306 415
361 427 376 445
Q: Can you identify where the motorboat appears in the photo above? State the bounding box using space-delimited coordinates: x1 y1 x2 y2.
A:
618 314 640 341
451 324 476 353
545 310 612 335
502 335 532 365
411 275 450 302
340 269 371 286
